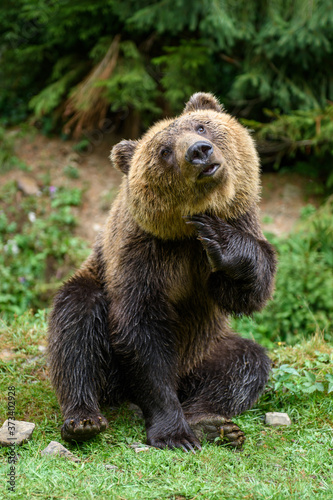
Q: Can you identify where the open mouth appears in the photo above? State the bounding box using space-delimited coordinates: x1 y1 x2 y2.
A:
198 163 220 179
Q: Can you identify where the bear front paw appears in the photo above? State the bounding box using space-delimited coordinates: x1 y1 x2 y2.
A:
184 214 226 273
147 421 202 452
61 414 108 442
185 214 248 278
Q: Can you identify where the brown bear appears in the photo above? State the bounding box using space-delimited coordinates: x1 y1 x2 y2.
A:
48 92 276 452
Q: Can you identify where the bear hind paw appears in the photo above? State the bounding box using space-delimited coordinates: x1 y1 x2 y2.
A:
188 415 245 448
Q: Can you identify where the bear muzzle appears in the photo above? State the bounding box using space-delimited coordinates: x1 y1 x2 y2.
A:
185 141 213 164
185 141 221 180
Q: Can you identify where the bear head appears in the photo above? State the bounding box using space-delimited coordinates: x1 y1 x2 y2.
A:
111 92 260 240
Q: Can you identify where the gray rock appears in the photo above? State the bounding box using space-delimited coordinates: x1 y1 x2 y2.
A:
65 152 81 164
128 403 143 419
129 442 151 453
105 464 118 470
41 441 80 462
0 349 15 361
17 176 41 196
265 412 292 426
133 446 151 453
0 420 35 446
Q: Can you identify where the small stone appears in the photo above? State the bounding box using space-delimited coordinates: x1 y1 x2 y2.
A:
66 152 81 164
129 442 151 453
41 441 80 463
0 349 16 361
28 212 36 223
0 420 35 446
265 412 292 426
17 176 41 196
93 223 102 232
105 464 118 470
128 403 144 419
134 446 151 453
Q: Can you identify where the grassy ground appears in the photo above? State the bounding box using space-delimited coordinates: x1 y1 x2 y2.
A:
0 311 332 500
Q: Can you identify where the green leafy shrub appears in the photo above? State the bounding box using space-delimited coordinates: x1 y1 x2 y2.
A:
263 336 333 404
233 198 333 345
63 164 80 179
272 360 333 395
0 182 89 316
0 127 28 173
0 127 16 173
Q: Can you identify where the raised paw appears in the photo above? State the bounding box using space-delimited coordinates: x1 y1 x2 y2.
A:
61 414 108 442
184 214 226 272
189 415 245 449
184 214 248 277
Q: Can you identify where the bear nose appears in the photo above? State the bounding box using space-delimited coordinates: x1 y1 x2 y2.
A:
185 141 214 165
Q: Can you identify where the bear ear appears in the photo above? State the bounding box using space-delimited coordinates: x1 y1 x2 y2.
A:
110 140 138 175
183 92 224 113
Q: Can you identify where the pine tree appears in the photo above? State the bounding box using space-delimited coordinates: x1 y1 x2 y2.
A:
0 0 332 176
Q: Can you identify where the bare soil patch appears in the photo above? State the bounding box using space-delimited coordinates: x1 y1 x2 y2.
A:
2 131 322 243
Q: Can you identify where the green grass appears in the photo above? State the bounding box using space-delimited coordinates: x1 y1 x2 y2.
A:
1 312 332 499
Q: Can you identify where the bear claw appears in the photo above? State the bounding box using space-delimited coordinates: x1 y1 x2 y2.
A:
148 435 202 453
189 416 245 448
61 415 108 442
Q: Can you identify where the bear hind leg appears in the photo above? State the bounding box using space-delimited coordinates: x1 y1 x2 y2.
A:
178 335 270 447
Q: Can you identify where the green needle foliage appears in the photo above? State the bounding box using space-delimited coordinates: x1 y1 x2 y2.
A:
0 1 332 173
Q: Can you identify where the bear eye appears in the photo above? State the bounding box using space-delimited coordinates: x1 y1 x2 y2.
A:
161 149 171 158
197 125 205 134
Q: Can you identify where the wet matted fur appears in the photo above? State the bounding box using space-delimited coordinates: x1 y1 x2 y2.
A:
48 92 276 451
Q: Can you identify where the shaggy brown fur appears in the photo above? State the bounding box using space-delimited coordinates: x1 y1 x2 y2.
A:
48 92 276 451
